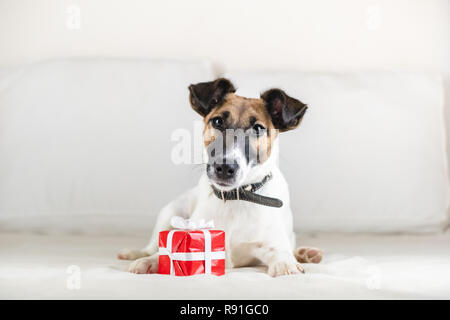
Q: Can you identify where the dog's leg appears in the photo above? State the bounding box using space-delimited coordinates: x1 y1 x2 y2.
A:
128 253 159 274
118 188 197 261
252 244 304 277
294 247 323 264
117 204 170 260
117 248 150 261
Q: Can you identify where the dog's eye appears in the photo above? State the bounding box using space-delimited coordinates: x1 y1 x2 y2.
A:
253 124 266 135
211 117 224 130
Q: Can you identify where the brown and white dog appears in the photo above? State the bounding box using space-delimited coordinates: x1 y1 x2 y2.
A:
118 78 323 276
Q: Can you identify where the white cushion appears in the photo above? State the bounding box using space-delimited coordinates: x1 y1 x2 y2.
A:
1 61 448 234
226 71 449 233
0 58 213 231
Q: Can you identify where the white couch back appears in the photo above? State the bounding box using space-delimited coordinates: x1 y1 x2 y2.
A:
0 59 448 234
0 59 214 234
227 70 449 233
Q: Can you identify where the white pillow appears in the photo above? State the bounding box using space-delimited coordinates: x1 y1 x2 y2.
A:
1 62 448 234
0 58 214 233
226 71 449 233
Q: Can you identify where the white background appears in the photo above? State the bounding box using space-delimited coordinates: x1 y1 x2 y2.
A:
1 0 449 158
0 0 448 72
1 1 449 298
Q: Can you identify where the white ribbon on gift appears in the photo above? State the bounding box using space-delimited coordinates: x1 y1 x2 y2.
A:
170 216 215 230
158 216 225 275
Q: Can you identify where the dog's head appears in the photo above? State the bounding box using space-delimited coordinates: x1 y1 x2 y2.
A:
189 78 307 190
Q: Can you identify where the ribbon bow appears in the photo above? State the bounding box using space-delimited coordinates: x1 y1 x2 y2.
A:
170 216 215 230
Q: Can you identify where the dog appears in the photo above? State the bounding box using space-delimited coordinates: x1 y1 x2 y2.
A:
118 78 323 277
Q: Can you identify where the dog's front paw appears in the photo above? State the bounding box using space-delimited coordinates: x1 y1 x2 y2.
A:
267 259 304 277
294 247 323 264
128 255 158 274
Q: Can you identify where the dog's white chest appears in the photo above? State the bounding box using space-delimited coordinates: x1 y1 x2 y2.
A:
190 175 294 267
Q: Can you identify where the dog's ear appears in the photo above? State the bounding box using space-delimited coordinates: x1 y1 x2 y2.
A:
188 78 236 117
261 88 308 132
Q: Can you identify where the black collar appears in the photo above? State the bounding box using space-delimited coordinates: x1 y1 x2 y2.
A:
211 173 283 208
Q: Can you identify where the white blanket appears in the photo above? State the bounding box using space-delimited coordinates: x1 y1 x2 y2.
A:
1 231 449 299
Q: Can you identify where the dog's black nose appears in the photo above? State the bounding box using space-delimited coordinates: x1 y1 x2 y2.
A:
213 163 239 180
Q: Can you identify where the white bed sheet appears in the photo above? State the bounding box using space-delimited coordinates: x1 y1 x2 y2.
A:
1 231 449 299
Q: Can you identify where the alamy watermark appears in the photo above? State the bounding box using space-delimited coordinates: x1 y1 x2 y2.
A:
66 265 81 290
366 4 383 30
66 5 81 30
171 120 279 165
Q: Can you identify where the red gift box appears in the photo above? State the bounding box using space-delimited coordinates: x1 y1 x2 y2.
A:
158 229 225 276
